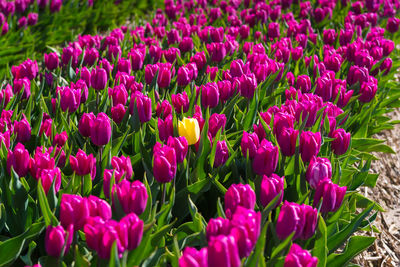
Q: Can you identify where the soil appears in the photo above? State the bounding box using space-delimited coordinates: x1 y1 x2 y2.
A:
354 108 400 266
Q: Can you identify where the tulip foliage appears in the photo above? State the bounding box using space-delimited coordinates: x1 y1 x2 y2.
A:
0 0 399 266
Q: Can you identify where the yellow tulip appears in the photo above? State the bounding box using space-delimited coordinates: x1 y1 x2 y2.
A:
178 117 200 145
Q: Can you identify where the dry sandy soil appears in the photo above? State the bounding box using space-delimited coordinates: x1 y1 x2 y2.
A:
354 109 400 266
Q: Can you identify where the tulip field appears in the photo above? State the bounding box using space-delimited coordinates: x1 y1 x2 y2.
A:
0 0 400 266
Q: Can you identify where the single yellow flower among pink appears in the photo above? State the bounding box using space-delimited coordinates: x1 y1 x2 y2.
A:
178 117 200 145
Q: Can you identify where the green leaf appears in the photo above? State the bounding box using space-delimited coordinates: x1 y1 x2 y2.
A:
327 203 374 252
327 236 376 267
37 182 58 226
109 241 121 267
74 245 90 267
0 221 45 267
312 215 328 267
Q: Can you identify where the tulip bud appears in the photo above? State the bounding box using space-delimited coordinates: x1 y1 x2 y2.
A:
207 42 226 63
322 29 337 45
358 79 377 103
78 112 95 137
117 57 131 74
178 117 200 145
50 0 62 12
190 51 206 71
28 147 55 179
157 65 172 89
7 143 30 177
306 157 332 189
177 66 191 87
44 52 59 71
111 104 126 124
59 86 81 113
387 17 400 33
90 113 111 146
109 84 128 107
129 49 144 71
14 117 31 143
241 131 260 159
276 201 317 240
156 100 172 118
83 48 99 66
179 37 194 53
70 149 96 179
214 140 229 168
130 91 152 123
268 22 280 39
113 180 148 215
313 178 347 213
208 235 241 267
347 65 368 86
90 67 108 91
201 82 220 108
237 73 257 99
118 213 144 250
158 114 173 142
171 92 189 114
60 194 90 231
331 128 350 155
277 127 298 157
300 131 321 162
252 139 279 176
13 78 31 100
260 174 284 208
153 143 177 183
111 156 133 179
167 136 188 163
225 184 256 217
45 225 73 258
296 75 311 93
0 84 13 107
217 80 234 102
87 195 112 221
27 13 38 26
284 244 318 267
179 247 208 267
38 168 61 194
103 169 124 198
0 130 10 148
209 113 226 138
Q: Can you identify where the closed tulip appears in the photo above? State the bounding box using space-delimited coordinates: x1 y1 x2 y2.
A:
111 104 126 124
224 184 256 217
87 195 112 221
14 117 31 143
201 82 220 108
252 139 279 176
70 149 96 179
109 84 128 106
158 114 173 142
299 131 321 162
38 168 61 194
177 66 191 87
153 143 177 183
260 174 284 208
111 155 133 180
78 112 95 137
113 180 148 215
208 235 240 267
45 225 73 258
118 213 144 250
208 113 226 138
284 243 318 267
60 194 90 231
277 127 298 157
237 73 257 99
90 67 107 91
179 247 208 267
331 128 351 155
313 178 347 213
306 157 332 189
157 65 172 89
59 86 81 113
90 113 111 146
130 91 152 123
178 117 200 145
167 136 188 163
171 92 189 114
296 75 311 93
7 143 30 177
214 140 229 168
44 52 59 71
241 131 260 159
